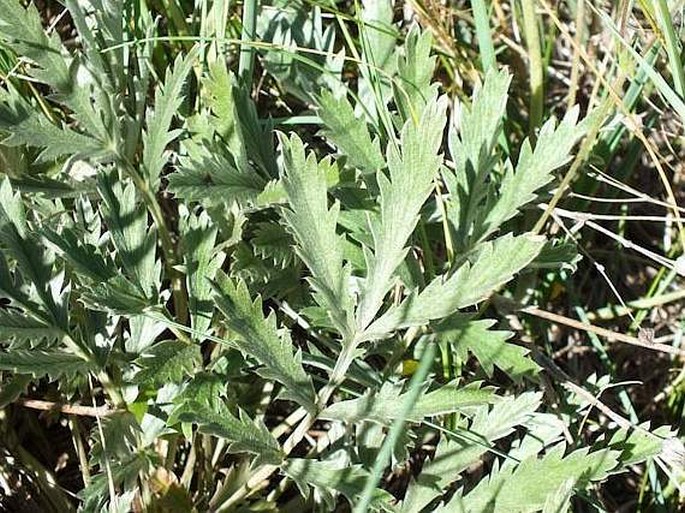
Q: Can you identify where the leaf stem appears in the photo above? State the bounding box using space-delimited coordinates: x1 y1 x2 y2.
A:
355 341 436 512
120 158 189 324
213 339 362 511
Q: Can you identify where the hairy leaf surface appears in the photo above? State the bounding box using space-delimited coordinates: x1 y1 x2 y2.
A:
134 340 201 387
365 234 544 339
321 381 493 426
356 96 448 331
179 401 282 466
279 133 353 336
212 272 316 412
402 392 543 512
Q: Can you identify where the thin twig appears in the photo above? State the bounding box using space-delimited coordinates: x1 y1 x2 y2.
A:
523 307 685 357
16 398 113 417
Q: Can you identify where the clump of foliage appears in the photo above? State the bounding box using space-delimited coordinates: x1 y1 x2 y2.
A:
0 1 681 512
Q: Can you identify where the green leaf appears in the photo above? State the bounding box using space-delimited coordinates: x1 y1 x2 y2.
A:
283 458 395 512
321 381 493 426
436 317 540 382
203 62 250 172
98 173 158 298
212 272 317 412
80 275 154 314
608 424 674 468
0 374 31 408
0 0 70 90
402 392 542 512
0 178 67 328
180 210 225 338
168 372 226 426
202 61 277 176
356 96 448 331
179 400 282 466
394 27 438 122
90 411 142 460
365 234 544 340
0 309 62 342
42 226 116 282
258 6 345 103
478 107 587 239
446 68 511 246
442 444 619 513
169 139 266 206
133 340 201 387
542 479 574 513
356 0 397 120
279 132 353 336
317 90 385 172
0 349 92 379
0 88 104 161
142 47 199 189
251 222 296 269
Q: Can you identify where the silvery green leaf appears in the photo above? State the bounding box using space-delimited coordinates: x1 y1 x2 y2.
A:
142 47 199 189
179 401 282 466
317 90 385 172
402 392 543 512
180 210 225 338
356 96 448 331
0 349 92 379
435 317 540 382
440 444 618 513
365 234 544 340
394 27 438 123
168 139 266 207
0 0 70 90
98 173 158 298
279 132 353 336
283 458 396 512
212 272 317 412
321 381 494 426
477 107 589 240
0 178 67 328
446 69 511 246
133 340 201 387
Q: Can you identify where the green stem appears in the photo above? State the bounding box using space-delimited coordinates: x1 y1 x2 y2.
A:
472 0 496 71
654 0 685 99
520 0 544 133
239 0 259 88
214 338 361 511
355 342 437 513
121 159 189 325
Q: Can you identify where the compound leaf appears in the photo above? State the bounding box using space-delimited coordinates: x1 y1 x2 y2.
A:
142 47 199 189
402 392 543 512
279 132 353 336
317 89 384 172
179 400 282 466
133 340 201 387
212 272 316 412
321 381 493 426
366 234 544 340
0 349 91 379
356 96 448 331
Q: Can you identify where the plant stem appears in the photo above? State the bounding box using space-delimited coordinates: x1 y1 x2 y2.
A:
214 339 361 511
239 0 259 88
355 341 436 512
121 158 189 325
520 0 544 133
472 0 496 71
